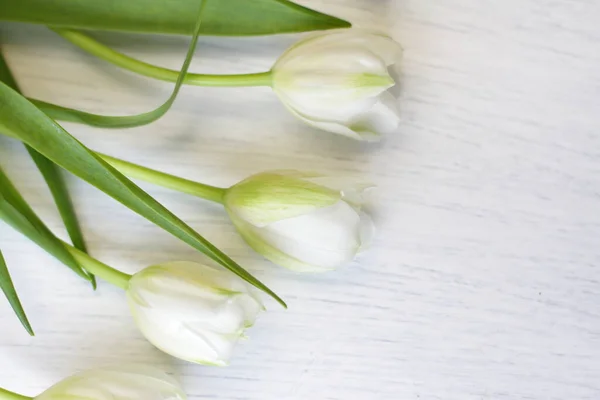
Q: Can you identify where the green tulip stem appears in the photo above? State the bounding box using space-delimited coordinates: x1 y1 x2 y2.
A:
52 28 273 87
0 388 31 400
99 154 226 204
65 244 131 290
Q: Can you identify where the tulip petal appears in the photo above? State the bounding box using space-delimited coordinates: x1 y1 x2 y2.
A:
182 322 240 366
283 102 379 141
252 201 362 271
126 262 261 365
129 299 240 366
264 170 375 205
272 29 402 140
358 212 376 251
284 96 397 141
231 214 324 272
226 172 376 272
274 48 394 120
360 33 403 66
225 172 341 227
276 29 402 69
36 366 186 400
261 170 324 179
303 176 374 207
350 92 400 137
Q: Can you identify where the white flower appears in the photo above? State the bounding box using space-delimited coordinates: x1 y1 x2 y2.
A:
271 29 402 141
224 170 374 272
126 261 264 366
35 365 186 400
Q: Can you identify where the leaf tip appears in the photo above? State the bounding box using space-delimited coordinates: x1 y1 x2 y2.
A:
326 16 352 29
20 316 35 336
270 290 288 309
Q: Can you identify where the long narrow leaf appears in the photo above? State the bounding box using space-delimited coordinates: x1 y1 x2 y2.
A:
25 153 88 253
0 51 96 287
0 165 91 281
0 0 349 36
26 149 97 288
0 45 184 130
28 99 125 128
27 57 192 128
0 248 34 335
0 5 286 307
3 9 215 129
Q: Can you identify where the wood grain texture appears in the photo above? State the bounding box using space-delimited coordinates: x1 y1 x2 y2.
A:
1 1 599 399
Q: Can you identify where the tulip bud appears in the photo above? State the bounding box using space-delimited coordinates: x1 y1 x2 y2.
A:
224 170 374 272
271 29 402 141
35 366 186 400
126 261 264 366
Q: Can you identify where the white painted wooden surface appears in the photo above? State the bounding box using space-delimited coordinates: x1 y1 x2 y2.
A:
1 1 600 399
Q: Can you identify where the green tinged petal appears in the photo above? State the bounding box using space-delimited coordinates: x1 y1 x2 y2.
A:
350 73 395 89
224 172 341 227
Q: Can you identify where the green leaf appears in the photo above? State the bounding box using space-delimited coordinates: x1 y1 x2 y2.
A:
0 248 34 336
0 0 349 36
0 49 182 129
2 5 212 129
29 99 142 128
25 149 97 289
0 179 132 290
27 88 182 129
0 52 19 90
0 50 96 288
0 165 91 281
0 3 286 308
25 152 88 253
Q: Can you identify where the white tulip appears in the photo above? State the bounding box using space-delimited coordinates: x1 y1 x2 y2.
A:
126 261 264 366
35 365 185 400
224 170 374 272
271 29 402 141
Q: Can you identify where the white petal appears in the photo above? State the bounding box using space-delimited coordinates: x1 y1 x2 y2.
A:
350 92 400 137
358 212 376 251
129 299 246 366
281 91 397 141
126 263 262 366
272 29 402 140
274 46 394 119
282 103 372 140
230 214 326 272
36 367 186 400
356 32 403 66
254 201 362 270
304 177 374 207
276 29 402 69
